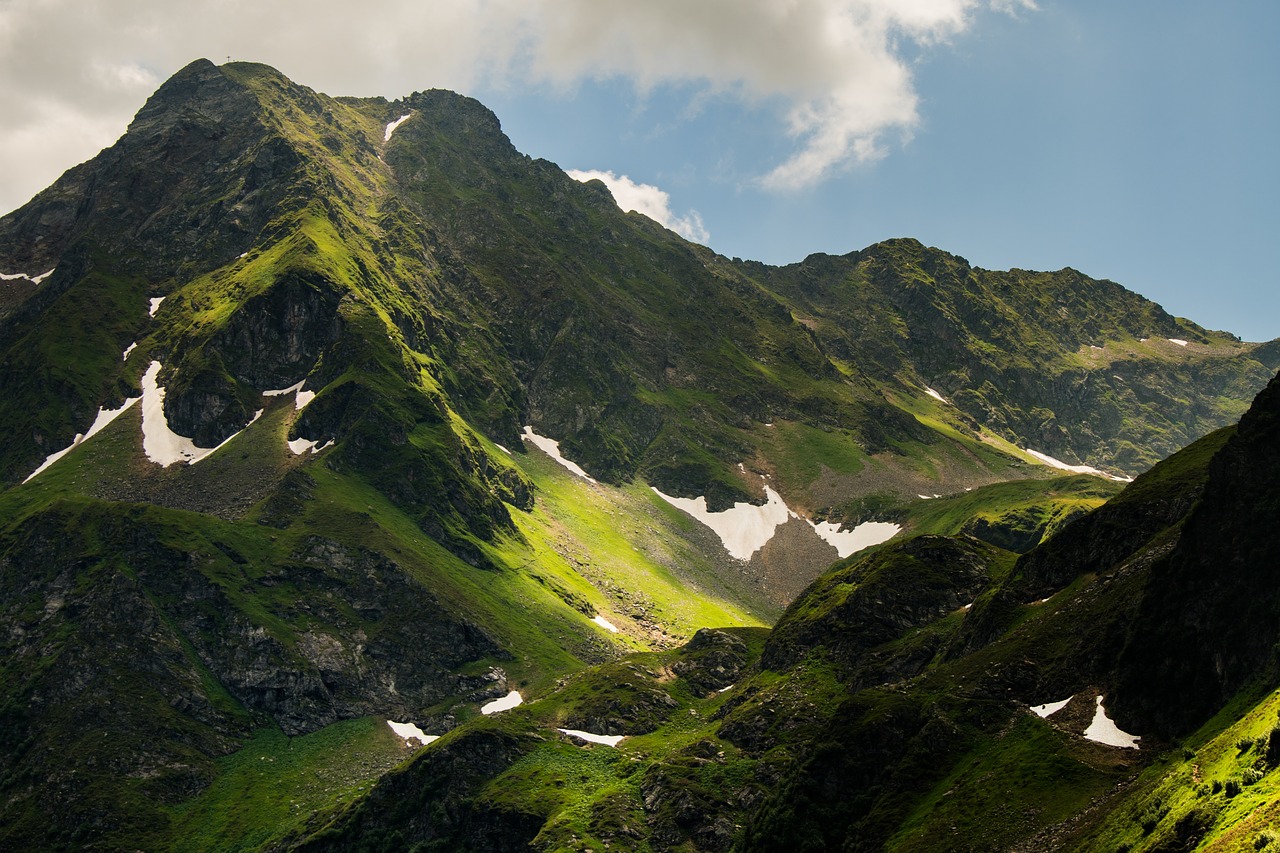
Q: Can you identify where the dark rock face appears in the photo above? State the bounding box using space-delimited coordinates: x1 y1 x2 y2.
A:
0 505 508 847
288 726 545 853
671 628 750 695
762 535 993 673
1114 370 1280 735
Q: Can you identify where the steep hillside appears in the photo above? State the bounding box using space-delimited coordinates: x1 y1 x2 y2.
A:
0 58 1277 850
288 369 1280 852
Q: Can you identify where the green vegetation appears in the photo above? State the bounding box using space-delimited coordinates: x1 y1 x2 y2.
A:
2 57 1279 852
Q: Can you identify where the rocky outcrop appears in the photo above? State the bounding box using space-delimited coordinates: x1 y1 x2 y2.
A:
1113 369 1280 735
762 535 994 673
288 724 545 852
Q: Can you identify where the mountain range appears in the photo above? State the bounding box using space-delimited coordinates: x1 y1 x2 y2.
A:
1 58 1278 851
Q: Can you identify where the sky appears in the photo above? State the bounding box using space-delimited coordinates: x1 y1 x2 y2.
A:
1 1 1276 340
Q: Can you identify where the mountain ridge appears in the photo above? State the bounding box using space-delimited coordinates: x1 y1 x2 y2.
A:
1 58 1279 850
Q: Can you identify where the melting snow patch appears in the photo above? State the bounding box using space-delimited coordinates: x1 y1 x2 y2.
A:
386 720 438 746
386 720 434 744
494 443 512 455
263 380 315 411
1 268 54 284
122 342 138 361
142 361 258 466
522 426 596 482
148 297 165 317
1031 696 1073 718
384 114 411 141
481 690 523 715
1025 448 1132 482
924 387 949 404
1084 696 1140 749
24 397 141 482
810 519 900 558
558 729 624 747
717 684 734 693
652 484 793 560
591 615 620 633
288 437 319 455
1168 338 1189 347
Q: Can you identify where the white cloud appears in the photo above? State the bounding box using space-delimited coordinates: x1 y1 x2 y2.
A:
566 169 710 243
0 0 1035 214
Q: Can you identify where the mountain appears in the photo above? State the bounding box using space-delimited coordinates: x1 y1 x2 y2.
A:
289 369 1280 853
0 58 1277 850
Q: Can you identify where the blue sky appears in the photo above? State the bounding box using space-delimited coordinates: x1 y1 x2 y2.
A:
482 3 1279 340
2 1 1276 339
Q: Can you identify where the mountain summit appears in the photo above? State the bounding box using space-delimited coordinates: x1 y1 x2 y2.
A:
0 59 1277 850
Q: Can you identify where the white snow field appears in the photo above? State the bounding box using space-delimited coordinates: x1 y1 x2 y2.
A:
481 690 523 715
141 361 259 466
122 342 138 361
810 519 901 558
148 296 165 317
1084 696 1141 749
384 114 411 141
263 379 315 410
591 615 620 633
651 485 792 560
521 426 597 482
654 480 899 560
1168 338 1189 347
1 268 54 284
923 387 949 403
557 729 625 747
1030 696 1073 718
23 397 141 483
386 720 438 746
1024 448 1132 482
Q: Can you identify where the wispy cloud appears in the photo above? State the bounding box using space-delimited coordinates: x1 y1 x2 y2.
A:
0 0 1035 213
566 169 709 243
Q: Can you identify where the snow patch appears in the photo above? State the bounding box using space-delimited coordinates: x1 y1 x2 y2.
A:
386 720 438 746
494 443 512 455
717 684 735 693
263 380 315 411
122 342 138 361
652 484 793 560
522 426 597 483
384 114 411 141
0 268 54 284
1025 448 1132 482
656 479 897 560
1084 696 1140 749
1089 345 1103 351
591 614 620 633
1030 696 1073 718
23 397 141 483
923 386 948 404
148 297 165 317
141 361 258 466
288 437 319 455
557 729 624 747
481 690 523 715
809 519 900 558
1168 338 1189 347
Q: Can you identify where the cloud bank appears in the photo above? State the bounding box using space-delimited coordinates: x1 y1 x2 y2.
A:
0 0 1033 214
566 169 709 243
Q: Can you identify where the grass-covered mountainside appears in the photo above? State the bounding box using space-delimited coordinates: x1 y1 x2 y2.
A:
286 369 1280 853
0 57 1277 850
